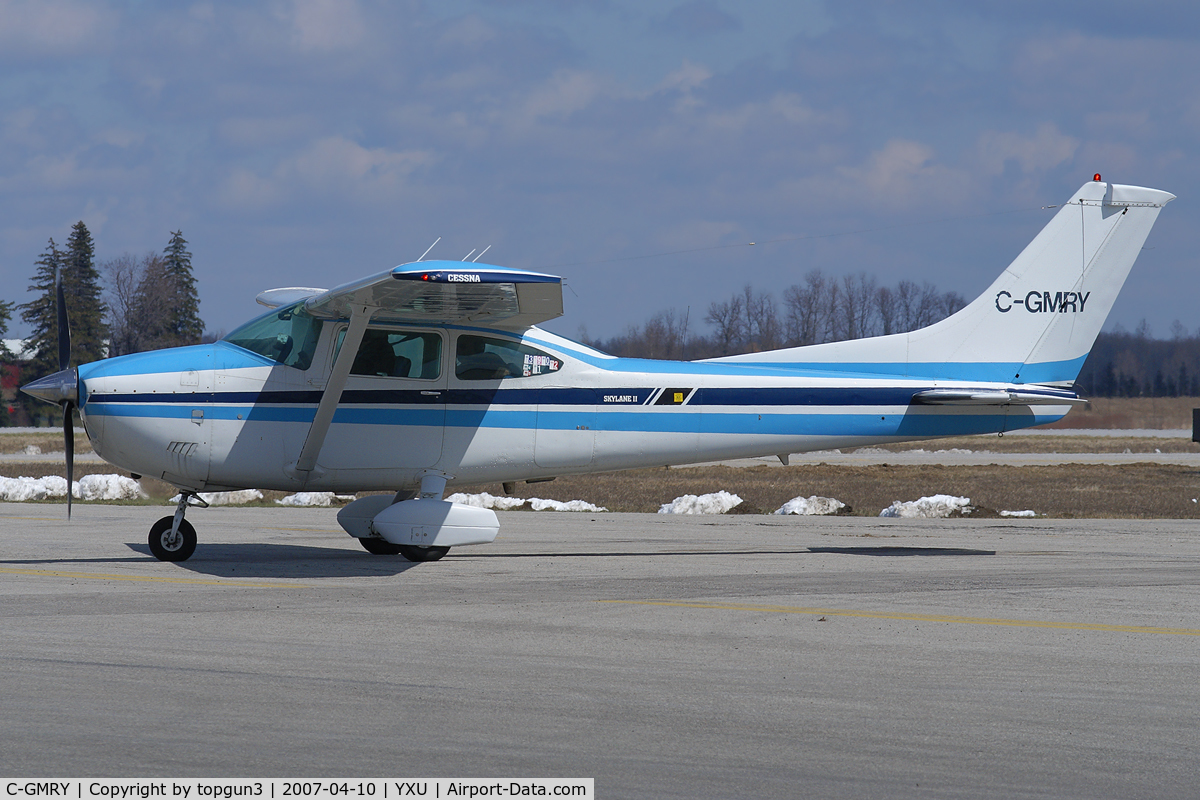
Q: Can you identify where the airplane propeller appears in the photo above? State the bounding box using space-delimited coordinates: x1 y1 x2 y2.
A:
20 265 78 518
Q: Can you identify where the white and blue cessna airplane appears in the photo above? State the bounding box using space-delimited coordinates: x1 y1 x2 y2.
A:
23 177 1174 562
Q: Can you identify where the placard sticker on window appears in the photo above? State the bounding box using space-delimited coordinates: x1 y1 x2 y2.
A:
523 353 561 376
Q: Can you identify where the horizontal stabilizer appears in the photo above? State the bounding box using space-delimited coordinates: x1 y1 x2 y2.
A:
912 388 1087 406
256 287 327 309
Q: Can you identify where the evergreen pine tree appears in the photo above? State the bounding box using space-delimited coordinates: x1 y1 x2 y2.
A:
162 230 204 345
17 224 109 426
62 220 108 365
0 299 12 359
20 237 67 380
18 238 69 426
0 299 12 426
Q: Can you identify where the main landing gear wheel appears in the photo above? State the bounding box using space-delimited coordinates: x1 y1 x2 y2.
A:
359 537 404 555
398 545 450 562
148 516 197 562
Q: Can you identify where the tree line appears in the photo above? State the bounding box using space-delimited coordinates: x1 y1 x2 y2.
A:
583 269 967 361
583 270 1200 398
0 221 204 426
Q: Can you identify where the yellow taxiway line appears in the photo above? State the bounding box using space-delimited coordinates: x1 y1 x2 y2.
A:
604 599 1200 636
0 566 304 589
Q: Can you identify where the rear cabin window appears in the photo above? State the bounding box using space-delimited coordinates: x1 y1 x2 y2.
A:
345 329 443 379
455 335 562 381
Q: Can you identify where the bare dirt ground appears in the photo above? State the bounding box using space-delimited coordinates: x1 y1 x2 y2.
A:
3 399 1199 518
493 463 1200 519
1046 396 1197 429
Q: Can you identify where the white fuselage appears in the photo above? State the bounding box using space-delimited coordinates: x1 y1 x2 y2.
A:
77 323 1071 494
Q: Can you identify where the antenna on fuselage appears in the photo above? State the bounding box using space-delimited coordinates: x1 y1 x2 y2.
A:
471 245 491 262
417 237 441 262
462 249 476 261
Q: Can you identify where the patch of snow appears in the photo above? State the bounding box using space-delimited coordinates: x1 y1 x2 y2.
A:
447 492 529 510
0 474 147 502
935 448 973 454
446 492 607 512
659 491 743 515
528 497 607 512
276 492 355 507
0 475 69 502
21 444 42 455
171 489 264 505
775 495 846 516
76 474 146 501
1000 509 1037 518
880 494 972 518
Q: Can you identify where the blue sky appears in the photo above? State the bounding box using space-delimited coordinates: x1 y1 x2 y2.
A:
1 0 1196 343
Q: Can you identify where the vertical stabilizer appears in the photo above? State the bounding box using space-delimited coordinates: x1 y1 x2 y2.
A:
711 179 1174 386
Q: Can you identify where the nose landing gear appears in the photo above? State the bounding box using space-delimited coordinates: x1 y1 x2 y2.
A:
148 492 206 562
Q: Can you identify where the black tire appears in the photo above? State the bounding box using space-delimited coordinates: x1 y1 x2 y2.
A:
359 537 403 555
148 516 197 562
398 545 450 562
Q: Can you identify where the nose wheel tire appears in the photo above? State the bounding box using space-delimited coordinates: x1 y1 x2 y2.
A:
148 516 197 562
398 545 450 562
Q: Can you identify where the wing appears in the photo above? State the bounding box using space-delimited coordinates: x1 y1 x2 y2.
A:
300 260 563 329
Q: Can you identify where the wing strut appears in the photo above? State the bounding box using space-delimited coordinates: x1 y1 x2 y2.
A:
288 303 372 480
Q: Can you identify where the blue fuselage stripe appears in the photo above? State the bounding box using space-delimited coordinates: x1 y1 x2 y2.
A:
85 385 930 408
82 397 1049 437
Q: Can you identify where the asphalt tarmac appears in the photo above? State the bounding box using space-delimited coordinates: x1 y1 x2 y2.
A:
1 504 1198 799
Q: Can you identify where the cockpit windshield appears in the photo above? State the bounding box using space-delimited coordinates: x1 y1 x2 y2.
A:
223 302 324 370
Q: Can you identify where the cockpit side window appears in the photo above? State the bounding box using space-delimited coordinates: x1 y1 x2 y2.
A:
223 302 324 370
346 329 443 379
455 335 562 381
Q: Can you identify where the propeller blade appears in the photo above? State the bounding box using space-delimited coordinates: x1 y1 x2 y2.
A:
63 401 74 519
56 266 71 372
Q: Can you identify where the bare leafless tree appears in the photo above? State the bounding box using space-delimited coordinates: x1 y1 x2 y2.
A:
642 309 689 360
840 272 878 340
705 295 744 356
741 285 779 352
782 269 830 346
105 253 156 356
875 285 898 336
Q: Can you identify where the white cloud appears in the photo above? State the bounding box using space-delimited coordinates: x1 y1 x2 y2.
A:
837 139 972 206
0 0 116 56
438 13 496 47
657 59 713 93
281 0 367 52
221 136 435 209
520 70 607 120
217 115 318 148
654 218 741 250
975 123 1078 176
